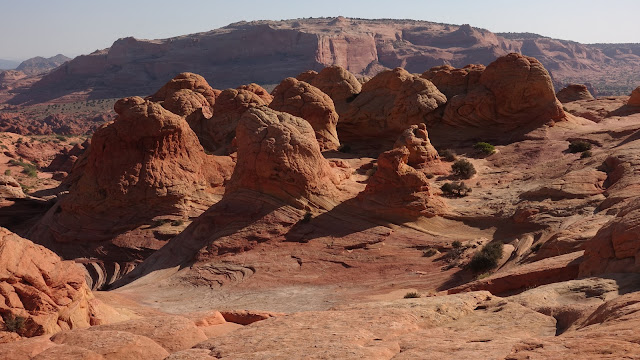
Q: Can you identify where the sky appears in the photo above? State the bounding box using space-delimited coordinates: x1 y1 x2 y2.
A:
1 0 638 61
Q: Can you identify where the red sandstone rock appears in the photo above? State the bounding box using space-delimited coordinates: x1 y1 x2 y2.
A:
269 77 340 151
556 84 594 103
629 86 640 106
237 83 273 104
0 176 24 199
357 147 445 220
296 65 362 115
392 123 439 167
421 64 485 99
149 72 217 107
28 97 234 289
219 310 284 325
50 329 169 360
47 139 90 175
0 228 105 338
340 67 446 139
441 53 566 129
228 106 340 208
580 197 640 276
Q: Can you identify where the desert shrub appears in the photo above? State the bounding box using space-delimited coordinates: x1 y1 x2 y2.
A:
452 240 462 248
474 142 496 155
171 219 184 227
441 182 472 197
4 169 10 176
568 140 592 153
403 292 421 299
2 313 26 333
423 248 438 257
438 149 457 162
152 219 171 227
9 159 38 177
451 159 476 179
469 242 504 273
581 150 592 159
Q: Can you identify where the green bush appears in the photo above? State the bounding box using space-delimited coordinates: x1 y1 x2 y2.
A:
451 159 476 179
403 292 421 299
473 142 496 155
581 150 592 159
452 240 462 248
171 220 184 227
2 313 26 333
469 242 504 273
9 159 38 177
423 248 438 257
438 149 457 162
441 182 472 197
3 169 10 176
568 140 592 153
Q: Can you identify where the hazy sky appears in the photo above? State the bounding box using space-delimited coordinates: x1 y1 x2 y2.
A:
1 0 638 60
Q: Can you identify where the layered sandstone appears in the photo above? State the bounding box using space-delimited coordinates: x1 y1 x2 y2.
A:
556 84 594 103
269 77 340 150
441 53 566 129
392 123 439 167
296 65 362 114
340 67 446 139
357 147 445 220
421 64 485 99
28 97 233 288
0 228 105 337
0 176 24 199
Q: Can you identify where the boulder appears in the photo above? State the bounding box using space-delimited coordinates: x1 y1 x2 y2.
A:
149 72 217 107
441 53 566 129
356 147 445 219
392 123 439 167
236 83 273 104
629 86 640 106
0 228 106 338
269 77 340 151
339 67 446 139
556 84 594 103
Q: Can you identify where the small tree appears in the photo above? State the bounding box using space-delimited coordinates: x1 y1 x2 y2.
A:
568 140 592 153
469 242 504 273
474 142 496 155
441 182 472 197
451 159 476 179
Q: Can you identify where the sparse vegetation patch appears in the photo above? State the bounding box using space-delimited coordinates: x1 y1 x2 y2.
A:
568 140 592 153
469 242 504 273
451 159 476 179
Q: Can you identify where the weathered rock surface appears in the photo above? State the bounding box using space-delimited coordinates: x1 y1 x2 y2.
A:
50 329 169 360
0 175 25 199
629 86 640 106
580 197 640 276
556 84 594 103
269 77 340 150
227 106 340 208
148 72 217 108
440 53 565 130
236 83 273 104
0 228 105 337
421 64 485 99
392 123 439 166
340 67 446 139
357 147 445 220
296 65 362 114
28 97 234 288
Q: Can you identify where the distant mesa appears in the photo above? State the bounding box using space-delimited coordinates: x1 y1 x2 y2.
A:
556 84 594 103
15 54 70 76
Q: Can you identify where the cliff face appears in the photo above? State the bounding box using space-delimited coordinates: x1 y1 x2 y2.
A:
11 17 640 103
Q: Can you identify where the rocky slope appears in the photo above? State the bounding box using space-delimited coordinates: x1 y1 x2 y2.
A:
6 17 640 105
15 55 70 76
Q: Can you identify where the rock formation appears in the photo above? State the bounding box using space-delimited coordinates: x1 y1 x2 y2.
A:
440 53 566 130
148 72 218 109
269 77 340 151
236 83 273 104
199 88 268 154
0 228 106 337
392 123 439 167
421 64 485 99
629 86 640 106
357 147 445 219
340 68 446 139
296 65 362 114
28 97 234 288
227 106 340 207
0 176 24 199
580 197 640 276
556 84 594 103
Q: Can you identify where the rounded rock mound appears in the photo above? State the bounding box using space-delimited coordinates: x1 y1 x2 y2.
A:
556 84 594 103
